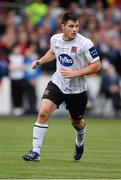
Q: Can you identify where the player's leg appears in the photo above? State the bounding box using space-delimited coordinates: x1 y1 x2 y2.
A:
32 99 57 154
70 117 86 160
65 91 88 160
22 99 57 161
22 81 64 161
70 117 86 146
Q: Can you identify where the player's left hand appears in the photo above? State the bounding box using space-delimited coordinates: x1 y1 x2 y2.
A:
60 68 78 78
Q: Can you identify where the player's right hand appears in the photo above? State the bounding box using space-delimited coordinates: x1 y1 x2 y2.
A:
32 60 39 69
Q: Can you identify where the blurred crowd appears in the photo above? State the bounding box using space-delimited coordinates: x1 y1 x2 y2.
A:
0 0 121 117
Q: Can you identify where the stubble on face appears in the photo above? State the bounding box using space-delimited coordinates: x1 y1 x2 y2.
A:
62 20 79 41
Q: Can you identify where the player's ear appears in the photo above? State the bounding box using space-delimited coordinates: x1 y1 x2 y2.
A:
61 24 65 31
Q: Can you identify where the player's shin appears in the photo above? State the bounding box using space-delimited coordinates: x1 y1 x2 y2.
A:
71 119 86 160
32 122 48 154
71 118 86 147
75 119 86 146
75 126 86 146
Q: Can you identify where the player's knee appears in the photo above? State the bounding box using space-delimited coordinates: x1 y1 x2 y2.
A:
70 117 86 130
38 110 49 120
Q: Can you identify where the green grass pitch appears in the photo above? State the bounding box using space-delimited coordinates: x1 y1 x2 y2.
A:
0 116 121 179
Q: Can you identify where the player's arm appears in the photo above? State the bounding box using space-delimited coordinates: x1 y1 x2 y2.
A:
32 49 55 69
60 59 101 78
76 59 101 76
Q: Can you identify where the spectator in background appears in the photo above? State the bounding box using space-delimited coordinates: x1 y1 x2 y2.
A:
108 39 121 77
18 31 29 55
24 43 40 114
107 0 121 8
8 44 25 116
94 0 104 22
48 0 64 20
1 26 17 53
66 1 81 14
0 47 9 88
25 0 48 26
36 25 56 73
101 64 121 115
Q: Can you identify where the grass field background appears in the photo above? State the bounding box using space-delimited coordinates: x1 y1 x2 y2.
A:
0 116 121 179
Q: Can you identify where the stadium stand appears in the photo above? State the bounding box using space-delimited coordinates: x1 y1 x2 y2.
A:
0 0 121 117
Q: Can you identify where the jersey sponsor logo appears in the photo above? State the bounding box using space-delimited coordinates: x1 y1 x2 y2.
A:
89 46 99 59
58 54 74 66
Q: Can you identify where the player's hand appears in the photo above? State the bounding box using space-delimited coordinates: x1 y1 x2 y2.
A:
60 67 78 78
32 60 40 69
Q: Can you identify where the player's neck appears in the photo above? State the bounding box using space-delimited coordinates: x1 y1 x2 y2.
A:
63 34 75 41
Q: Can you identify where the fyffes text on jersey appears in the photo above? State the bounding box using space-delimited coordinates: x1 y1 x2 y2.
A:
58 54 74 66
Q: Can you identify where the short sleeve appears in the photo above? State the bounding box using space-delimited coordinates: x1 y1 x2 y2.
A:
50 36 54 53
83 40 100 63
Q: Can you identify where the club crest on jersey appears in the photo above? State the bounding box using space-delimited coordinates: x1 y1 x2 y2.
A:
71 46 77 53
58 54 74 66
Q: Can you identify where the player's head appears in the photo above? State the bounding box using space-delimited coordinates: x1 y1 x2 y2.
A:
61 12 79 41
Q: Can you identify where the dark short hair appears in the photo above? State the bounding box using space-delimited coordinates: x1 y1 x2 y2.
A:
62 12 79 24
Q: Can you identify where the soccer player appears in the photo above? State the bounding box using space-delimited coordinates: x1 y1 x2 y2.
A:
22 12 101 161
